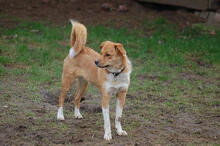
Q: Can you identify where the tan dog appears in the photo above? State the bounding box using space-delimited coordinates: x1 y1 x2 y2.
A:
57 20 132 140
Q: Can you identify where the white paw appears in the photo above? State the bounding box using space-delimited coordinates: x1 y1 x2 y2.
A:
74 107 83 119
104 132 112 141
57 107 65 120
75 113 83 119
57 115 65 120
117 129 127 136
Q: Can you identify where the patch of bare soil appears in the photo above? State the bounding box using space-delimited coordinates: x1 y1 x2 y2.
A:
1 75 220 145
0 0 204 29
41 88 102 113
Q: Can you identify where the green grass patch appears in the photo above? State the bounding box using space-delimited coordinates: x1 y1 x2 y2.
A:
1 18 220 121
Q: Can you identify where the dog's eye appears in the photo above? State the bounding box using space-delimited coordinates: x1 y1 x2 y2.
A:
105 53 110 57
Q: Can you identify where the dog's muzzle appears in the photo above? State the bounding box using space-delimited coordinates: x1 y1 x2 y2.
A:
95 60 109 68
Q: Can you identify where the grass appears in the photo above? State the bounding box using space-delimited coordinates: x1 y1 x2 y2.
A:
0 17 220 145
1 18 219 102
1 19 220 79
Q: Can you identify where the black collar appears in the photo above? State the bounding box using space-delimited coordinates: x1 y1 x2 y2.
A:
107 67 125 78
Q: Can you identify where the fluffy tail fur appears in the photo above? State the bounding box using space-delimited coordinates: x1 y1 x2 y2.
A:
69 19 87 59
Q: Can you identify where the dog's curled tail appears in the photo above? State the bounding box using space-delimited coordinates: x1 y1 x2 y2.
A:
69 19 87 59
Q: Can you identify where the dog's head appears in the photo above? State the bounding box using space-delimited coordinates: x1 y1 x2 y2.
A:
95 41 126 71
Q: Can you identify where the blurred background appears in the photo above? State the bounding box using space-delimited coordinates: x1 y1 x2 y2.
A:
0 0 219 27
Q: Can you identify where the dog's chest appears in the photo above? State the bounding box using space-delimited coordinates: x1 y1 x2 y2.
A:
105 73 130 93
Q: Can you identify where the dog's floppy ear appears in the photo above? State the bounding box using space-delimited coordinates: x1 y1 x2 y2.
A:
99 41 108 49
115 43 126 56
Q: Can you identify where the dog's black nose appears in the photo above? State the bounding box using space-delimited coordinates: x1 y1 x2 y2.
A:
95 60 99 65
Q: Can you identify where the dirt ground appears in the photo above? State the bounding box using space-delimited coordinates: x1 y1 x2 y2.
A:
1 75 219 146
1 0 219 146
0 0 205 28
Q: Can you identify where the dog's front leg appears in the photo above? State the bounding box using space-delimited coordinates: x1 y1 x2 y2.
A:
115 90 128 136
101 91 112 141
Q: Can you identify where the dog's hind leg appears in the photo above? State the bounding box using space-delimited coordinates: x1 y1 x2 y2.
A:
74 77 88 119
57 72 76 120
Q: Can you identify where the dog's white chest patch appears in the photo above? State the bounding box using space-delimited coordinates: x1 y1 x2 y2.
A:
105 72 130 93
